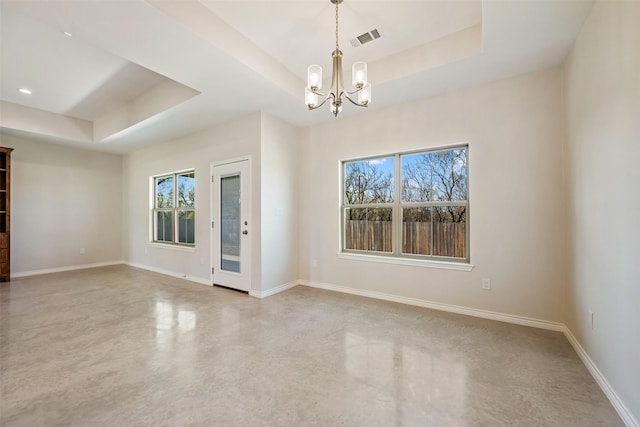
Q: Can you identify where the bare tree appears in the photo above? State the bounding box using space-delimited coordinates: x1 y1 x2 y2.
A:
344 161 393 221
401 149 467 222
345 161 393 204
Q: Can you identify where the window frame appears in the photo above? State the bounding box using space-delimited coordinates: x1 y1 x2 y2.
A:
151 169 196 247
340 144 470 265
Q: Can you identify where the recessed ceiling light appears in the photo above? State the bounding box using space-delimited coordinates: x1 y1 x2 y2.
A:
18 88 33 95
63 31 73 37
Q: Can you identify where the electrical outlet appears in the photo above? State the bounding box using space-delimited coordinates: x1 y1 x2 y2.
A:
79 247 85 254
482 278 491 290
589 309 594 330
312 259 318 268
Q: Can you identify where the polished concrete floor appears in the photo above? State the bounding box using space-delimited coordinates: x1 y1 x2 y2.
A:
1 265 622 427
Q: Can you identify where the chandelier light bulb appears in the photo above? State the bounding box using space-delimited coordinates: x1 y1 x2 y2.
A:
330 101 343 117
352 62 367 88
305 87 319 108
358 83 371 106
307 65 322 90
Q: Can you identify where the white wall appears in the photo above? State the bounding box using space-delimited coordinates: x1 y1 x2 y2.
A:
123 113 263 288
298 68 567 323
4 134 123 274
260 112 299 292
564 1 640 422
123 112 301 293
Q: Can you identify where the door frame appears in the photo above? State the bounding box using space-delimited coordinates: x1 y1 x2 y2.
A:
210 156 252 291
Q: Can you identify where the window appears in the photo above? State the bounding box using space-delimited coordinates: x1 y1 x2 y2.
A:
342 145 468 262
153 170 195 246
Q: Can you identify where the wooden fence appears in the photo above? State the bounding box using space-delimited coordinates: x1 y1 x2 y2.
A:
345 220 466 258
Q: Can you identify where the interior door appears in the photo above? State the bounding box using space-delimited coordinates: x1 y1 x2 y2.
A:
212 159 251 292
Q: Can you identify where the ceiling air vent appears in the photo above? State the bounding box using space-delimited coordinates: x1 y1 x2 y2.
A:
350 28 382 47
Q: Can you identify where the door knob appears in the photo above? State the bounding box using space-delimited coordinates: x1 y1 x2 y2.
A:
242 230 248 235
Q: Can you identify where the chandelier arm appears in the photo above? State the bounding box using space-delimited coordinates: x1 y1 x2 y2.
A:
343 93 368 107
307 95 332 110
310 87 326 97
345 87 364 96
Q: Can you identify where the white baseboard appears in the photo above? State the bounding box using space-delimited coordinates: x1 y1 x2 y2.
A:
125 262 211 287
11 260 125 278
563 328 638 427
299 280 565 331
249 280 299 298
299 279 636 426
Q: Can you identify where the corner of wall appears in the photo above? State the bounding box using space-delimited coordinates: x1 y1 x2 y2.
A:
560 55 574 331
258 111 301 292
561 1 640 423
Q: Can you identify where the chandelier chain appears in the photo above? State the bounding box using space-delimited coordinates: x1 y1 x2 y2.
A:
335 1 339 50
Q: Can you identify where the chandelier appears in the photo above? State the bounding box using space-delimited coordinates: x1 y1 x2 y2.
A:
305 0 371 117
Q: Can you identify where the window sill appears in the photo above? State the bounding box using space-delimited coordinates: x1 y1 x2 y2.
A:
148 242 196 253
336 252 474 271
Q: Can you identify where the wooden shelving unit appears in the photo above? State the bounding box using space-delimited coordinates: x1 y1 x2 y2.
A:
0 147 13 282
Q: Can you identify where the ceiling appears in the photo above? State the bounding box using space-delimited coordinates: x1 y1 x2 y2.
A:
0 0 594 154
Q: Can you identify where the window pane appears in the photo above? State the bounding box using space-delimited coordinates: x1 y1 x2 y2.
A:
401 148 467 202
344 207 392 252
221 175 241 273
432 206 467 258
402 207 432 255
178 172 195 208
344 157 394 204
178 210 195 245
156 176 174 208
156 211 174 242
